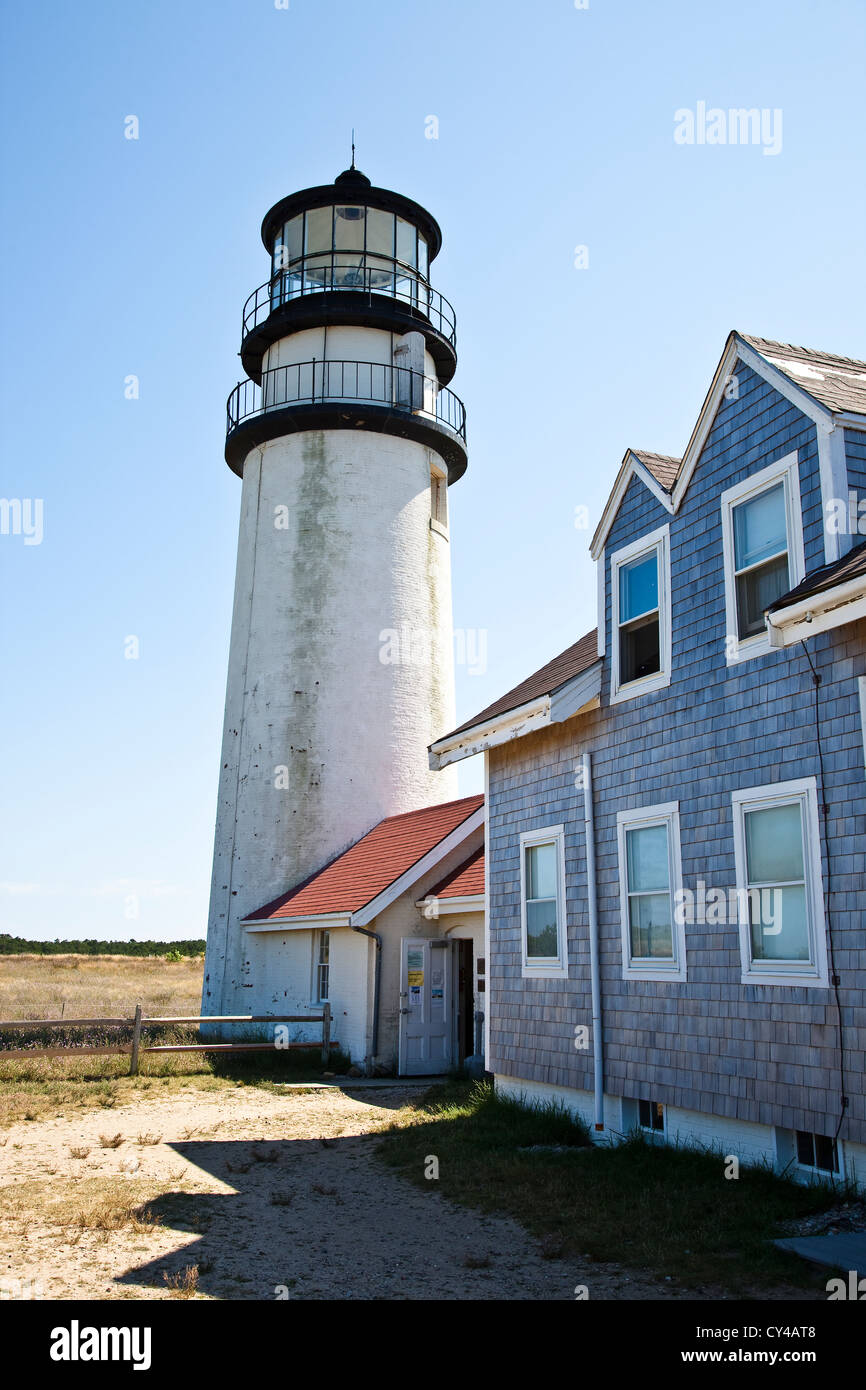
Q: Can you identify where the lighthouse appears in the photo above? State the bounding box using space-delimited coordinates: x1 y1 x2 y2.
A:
202 165 468 1024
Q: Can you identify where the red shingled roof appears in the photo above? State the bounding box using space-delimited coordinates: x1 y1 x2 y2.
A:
244 794 484 923
429 846 485 899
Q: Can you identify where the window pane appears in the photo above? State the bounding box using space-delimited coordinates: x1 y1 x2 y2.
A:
284 215 303 263
319 931 329 965
795 1131 815 1166
304 205 333 255
396 217 417 267
814 1134 837 1173
626 824 670 893
619 552 658 623
527 842 557 899
736 554 789 637
629 894 673 959
620 615 660 683
733 483 787 570
526 898 558 958
750 883 809 960
418 236 428 277
745 803 804 883
333 205 365 252
365 208 394 257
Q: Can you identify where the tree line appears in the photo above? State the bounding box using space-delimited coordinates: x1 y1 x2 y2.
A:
0 935 206 957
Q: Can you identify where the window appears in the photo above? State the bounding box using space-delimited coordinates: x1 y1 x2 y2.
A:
519 826 567 978
796 1130 839 1176
610 526 671 701
731 779 828 986
430 467 448 533
314 930 330 1002
616 802 686 981
639 1099 665 1132
721 452 805 663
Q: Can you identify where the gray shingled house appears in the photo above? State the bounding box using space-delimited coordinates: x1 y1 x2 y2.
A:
430 330 866 1186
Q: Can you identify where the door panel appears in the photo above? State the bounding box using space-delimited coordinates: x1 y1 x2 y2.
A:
399 938 453 1075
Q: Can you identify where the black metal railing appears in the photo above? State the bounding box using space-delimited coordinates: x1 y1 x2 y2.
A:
226 359 466 443
242 264 457 346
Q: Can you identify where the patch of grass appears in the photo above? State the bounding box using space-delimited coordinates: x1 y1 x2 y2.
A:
164 1264 199 1298
379 1081 838 1295
69 1146 91 1159
99 1133 124 1149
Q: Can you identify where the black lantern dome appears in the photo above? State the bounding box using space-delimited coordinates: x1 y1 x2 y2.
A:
240 169 455 384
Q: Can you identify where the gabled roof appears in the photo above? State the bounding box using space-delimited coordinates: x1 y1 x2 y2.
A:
244 794 484 923
740 335 866 417
632 450 681 491
767 537 866 613
591 331 866 559
438 628 599 741
429 845 484 899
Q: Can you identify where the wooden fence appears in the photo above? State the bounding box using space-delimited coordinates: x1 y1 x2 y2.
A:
0 1005 333 1075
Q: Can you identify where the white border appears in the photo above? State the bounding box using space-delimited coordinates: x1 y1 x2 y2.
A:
859 677 866 775
610 524 672 703
519 824 568 980
720 451 806 665
616 800 686 982
731 777 828 988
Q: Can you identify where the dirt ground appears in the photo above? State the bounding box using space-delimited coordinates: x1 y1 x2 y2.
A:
0 1082 717 1301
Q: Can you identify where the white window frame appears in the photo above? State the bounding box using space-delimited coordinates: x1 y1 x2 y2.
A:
312 929 330 1004
430 462 449 539
519 824 568 979
638 1098 666 1135
721 452 805 665
616 801 686 982
610 524 672 703
731 777 828 987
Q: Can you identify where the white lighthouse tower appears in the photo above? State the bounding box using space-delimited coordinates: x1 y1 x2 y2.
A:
203 165 467 1023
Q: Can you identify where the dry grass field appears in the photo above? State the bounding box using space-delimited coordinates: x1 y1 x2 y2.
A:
0 952 205 1022
0 954 338 1129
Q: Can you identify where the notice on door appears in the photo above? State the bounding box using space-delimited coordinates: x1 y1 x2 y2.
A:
407 970 424 988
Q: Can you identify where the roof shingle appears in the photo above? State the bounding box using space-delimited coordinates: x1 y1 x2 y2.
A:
768 538 866 613
435 628 599 743
429 846 485 899
741 334 866 416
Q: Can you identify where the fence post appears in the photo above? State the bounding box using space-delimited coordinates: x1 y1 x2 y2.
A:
321 1002 331 1066
130 1004 142 1076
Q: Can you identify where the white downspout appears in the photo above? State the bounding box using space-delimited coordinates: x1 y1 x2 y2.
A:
582 752 604 1133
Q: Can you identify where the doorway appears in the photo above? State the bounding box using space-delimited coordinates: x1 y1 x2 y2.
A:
398 938 453 1075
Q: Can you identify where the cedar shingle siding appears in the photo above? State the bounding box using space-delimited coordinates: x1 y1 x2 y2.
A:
487 356 866 1145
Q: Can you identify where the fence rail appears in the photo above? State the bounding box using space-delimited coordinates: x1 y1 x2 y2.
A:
0 1005 333 1074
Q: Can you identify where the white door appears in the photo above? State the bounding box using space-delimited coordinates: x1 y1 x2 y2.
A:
398 938 453 1075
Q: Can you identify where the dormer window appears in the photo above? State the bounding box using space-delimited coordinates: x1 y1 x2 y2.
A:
721 452 805 663
610 525 671 702
731 482 789 638
619 551 660 682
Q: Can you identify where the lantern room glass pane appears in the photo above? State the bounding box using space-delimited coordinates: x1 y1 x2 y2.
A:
334 205 365 252
366 208 394 257
304 205 333 256
284 215 303 264
396 217 417 268
418 236 429 278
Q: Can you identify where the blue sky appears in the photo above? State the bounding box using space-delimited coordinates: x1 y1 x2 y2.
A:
2 0 863 940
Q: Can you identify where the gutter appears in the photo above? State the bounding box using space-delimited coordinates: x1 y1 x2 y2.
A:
766 572 866 646
582 752 604 1133
351 924 382 1077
